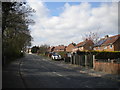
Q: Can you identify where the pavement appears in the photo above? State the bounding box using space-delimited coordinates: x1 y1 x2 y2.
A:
67 63 120 82
2 58 25 88
79 68 120 82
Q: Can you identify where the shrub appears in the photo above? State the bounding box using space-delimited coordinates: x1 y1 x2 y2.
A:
31 46 39 53
58 51 67 58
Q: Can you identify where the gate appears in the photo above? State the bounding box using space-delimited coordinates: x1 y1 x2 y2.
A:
86 54 93 67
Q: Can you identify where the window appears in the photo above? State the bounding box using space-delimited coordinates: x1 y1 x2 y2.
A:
81 47 84 50
98 47 100 50
90 46 92 49
110 45 113 49
104 46 107 49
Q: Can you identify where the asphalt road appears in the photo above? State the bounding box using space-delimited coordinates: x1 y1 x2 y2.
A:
3 54 120 88
19 54 119 88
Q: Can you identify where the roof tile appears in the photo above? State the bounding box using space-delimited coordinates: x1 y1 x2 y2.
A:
102 34 120 45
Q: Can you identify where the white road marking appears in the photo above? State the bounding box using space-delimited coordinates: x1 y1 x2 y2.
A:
52 72 71 80
52 72 63 76
56 73 63 77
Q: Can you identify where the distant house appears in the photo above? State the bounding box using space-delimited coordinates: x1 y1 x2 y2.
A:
53 45 66 52
66 42 76 52
73 39 94 52
94 34 120 51
26 48 32 54
48 46 55 52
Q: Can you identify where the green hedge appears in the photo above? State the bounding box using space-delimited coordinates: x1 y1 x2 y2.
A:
58 51 67 58
77 51 120 59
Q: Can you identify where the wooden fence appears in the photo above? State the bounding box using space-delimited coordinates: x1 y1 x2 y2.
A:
64 53 120 74
65 54 94 68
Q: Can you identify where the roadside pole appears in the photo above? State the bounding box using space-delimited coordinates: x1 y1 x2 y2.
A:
93 55 95 69
85 55 88 68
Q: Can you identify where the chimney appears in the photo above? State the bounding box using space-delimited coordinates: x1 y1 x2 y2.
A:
105 35 109 39
85 38 88 41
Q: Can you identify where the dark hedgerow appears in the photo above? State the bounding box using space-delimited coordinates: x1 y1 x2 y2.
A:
76 50 120 59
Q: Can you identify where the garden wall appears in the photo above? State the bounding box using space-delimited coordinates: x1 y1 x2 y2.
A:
94 60 120 75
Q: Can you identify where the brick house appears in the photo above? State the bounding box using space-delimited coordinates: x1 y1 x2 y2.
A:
73 39 94 52
53 45 66 52
94 35 109 51
66 42 76 52
94 34 120 51
48 46 55 52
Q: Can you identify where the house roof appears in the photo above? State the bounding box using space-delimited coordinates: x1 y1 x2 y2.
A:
54 45 66 50
76 40 93 48
76 42 85 47
94 38 107 47
48 46 55 50
68 43 76 47
94 34 120 47
102 34 120 46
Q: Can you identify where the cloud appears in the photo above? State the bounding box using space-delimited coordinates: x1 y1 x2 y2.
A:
27 1 118 46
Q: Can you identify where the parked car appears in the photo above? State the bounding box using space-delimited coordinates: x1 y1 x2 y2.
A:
51 53 62 60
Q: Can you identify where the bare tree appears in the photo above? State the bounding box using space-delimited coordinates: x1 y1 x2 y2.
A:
82 32 100 44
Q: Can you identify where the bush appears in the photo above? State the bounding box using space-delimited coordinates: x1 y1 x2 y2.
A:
3 48 24 65
58 51 67 58
31 46 39 53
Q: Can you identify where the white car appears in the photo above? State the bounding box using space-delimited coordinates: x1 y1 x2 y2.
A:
51 54 62 60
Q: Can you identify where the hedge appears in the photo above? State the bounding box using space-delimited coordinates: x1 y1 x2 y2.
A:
76 50 120 59
58 51 67 58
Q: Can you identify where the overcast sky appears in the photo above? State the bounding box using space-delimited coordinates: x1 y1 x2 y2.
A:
27 0 118 46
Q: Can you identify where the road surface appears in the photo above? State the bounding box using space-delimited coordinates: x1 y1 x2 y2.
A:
3 54 120 88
